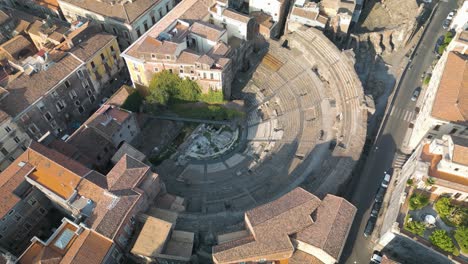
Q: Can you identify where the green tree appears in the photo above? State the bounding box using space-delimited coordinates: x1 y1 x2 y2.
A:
426 177 436 186
430 229 456 254
409 193 430 210
176 78 201 102
406 178 414 186
435 197 454 218
147 87 170 105
455 227 468 253
449 208 468 227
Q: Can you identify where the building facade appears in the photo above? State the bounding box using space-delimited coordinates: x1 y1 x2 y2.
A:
57 0 176 49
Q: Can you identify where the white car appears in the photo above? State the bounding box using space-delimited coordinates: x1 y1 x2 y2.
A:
447 11 455 20
381 172 391 188
371 251 383 263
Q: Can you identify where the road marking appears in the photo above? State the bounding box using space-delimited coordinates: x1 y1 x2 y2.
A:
390 107 395 116
403 111 412 121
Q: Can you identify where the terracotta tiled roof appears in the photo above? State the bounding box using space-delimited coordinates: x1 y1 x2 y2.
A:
66 126 114 164
291 7 319 20
70 33 115 62
452 136 468 165
222 8 251 23
0 53 82 117
213 188 356 264
251 11 274 29
58 0 167 24
106 85 133 107
176 50 201 64
295 194 357 259
26 141 91 199
83 105 132 140
431 52 468 124
106 155 149 191
289 250 324 264
190 22 225 42
0 35 35 61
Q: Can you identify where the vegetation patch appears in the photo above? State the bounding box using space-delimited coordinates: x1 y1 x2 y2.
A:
404 216 426 236
409 193 430 210
438 31 454 55
430 229 459 256
454 227 468 254
435 197 468 227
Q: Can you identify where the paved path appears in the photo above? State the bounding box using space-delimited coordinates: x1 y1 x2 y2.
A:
341 0 459 263
148 115 232 125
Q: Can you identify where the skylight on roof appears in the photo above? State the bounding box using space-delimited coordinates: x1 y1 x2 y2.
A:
54 228 75 250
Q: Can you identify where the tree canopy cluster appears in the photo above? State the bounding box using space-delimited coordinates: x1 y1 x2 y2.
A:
146 70 223 106
435 197 468 227
430 230 459 256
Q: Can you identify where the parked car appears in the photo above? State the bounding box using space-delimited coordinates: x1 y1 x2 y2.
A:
371 202 382 217
434 35 444 53
370 251 383 264
411 87 421 102
375 186 386 202
381 171 392 188
443 11 455 29
364 216 377 237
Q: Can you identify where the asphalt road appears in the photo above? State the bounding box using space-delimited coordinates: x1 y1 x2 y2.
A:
341 0 460 263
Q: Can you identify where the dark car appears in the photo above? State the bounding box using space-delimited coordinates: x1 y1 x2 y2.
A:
375 186 386 202
371 202 382 217
411 87 422 102
434 35 444 53
364 216 377 237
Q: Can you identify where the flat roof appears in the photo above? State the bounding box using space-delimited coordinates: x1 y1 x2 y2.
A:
131 216 173 257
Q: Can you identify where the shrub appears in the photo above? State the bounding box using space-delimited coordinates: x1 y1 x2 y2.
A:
198 89 225 104
426 177 436 186
423 76 431 86
430 230 457 254
455 227 468 254
409 193 430 210
147 70 201 106
435 197 454 218
404 218 426 236
406 178 414 186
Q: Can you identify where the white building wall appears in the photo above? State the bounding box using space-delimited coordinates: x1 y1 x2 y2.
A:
249 0 282 22
450 0 468 31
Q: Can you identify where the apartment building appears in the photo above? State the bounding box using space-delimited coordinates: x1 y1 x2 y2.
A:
212 187 356 264
249 0 289 38
3 0 63 19
406 51 468 150
18 218 120 264
403 135 468 201
57 0 176 49
0 157 52 255
122 0 256 99
0 113 31 171
287 0 329 33
2 140 162 260
66 104 141 171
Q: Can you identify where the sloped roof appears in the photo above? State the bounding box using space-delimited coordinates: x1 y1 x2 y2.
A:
431 52 468 124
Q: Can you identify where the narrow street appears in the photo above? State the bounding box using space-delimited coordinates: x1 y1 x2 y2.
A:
341 0 459 263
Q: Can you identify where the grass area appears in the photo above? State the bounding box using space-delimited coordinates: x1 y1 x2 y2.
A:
169 103 244 121
437 31 454 55
409 193 430 210
148 124 196 165
198 90 225 104
455 227 468 254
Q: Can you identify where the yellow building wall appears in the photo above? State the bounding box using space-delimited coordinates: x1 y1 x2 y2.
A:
86 38 120 80
126 60 149 86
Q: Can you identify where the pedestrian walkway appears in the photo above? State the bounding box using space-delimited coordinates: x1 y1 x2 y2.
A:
389 107 415 123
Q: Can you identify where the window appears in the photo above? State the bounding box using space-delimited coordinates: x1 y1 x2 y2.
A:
7 210 14 216
44 112 53 122
168 69 173 74
28 124 39 134
13 137 20 143
136 28 142 37
78 106 85 114
38 207 46 215
210 73 214 79
86 90 93 96
454 193 462 199
64 80 71 88
1 148 8 155
159 9 163 18
154 67 158 72
180 69 183 73
112 27 118 35
151 15 156 24
450 128 458 134
433 125 441 131
4 126 11 133
75 100 81 106
166 4 169 13
166 55 170 59
51 91 59 98
28 197 37 206
123 31 129 39
144 21 149 31
82 79 89 88
90 95 96 103
21 145 27 151
56 101 65 112
110 46 115 53
91 61 96 69
77 70 84 79
69 90 78 99
36 101 46 112
8 157 14 162
151 54 156 59
100 53 105 61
